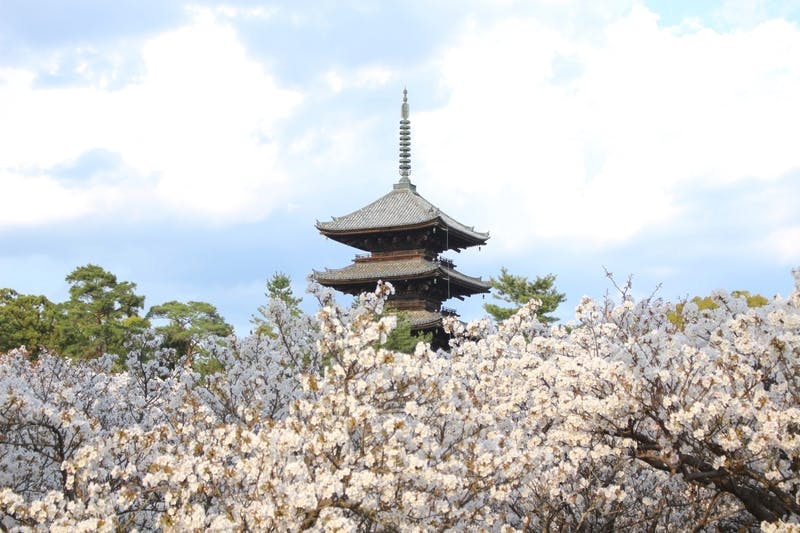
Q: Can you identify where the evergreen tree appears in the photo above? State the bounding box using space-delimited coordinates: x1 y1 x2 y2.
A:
251 272 303 337
58 264 148 358
380 312 432 353
0 289 58 357
147 300 233 364
483 267 566 323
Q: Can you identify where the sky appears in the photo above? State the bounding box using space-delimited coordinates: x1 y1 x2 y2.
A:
1 0 799 335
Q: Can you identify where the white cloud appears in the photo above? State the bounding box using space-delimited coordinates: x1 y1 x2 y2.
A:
323 65 395 93
411 7 800 250
354 65 394 88
0 9 302 229
766 226 800 264
324 70 345 93
0 172 92 227
287 117 380 178
206 4 278 20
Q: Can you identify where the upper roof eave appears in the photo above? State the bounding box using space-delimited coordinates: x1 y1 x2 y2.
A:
316 188 489 243
312 257 490 293
316 218 489 242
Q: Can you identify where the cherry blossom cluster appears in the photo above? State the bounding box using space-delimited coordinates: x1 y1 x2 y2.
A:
1 275 799 531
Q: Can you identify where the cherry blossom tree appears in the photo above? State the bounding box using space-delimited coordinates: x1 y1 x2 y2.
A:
1 273 799 531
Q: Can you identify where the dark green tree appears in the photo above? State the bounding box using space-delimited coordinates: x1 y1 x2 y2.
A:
0 289 59 357
251 272 302 337
58 264 148 358
147 300 233 363
380 312 432 354
483 267 566 323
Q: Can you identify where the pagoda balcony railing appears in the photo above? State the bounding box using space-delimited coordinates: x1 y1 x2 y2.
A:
441 306 457 317
355 250 427 262
435 257 455 269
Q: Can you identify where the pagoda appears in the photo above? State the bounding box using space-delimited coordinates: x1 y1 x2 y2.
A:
314 90 489 348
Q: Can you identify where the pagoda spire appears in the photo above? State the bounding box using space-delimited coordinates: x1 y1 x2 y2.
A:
395 88 414 191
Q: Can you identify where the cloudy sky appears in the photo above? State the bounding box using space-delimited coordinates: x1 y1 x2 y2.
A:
2 0 799 334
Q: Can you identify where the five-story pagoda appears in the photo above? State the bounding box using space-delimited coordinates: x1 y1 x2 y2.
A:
314 90 489 348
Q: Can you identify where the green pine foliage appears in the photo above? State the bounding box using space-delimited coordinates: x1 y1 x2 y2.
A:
57 264 148 359
380 312 432 353
251 272 303 337
0 265 232 363
483 267 566 323
0 289 59 358
147 300 233 365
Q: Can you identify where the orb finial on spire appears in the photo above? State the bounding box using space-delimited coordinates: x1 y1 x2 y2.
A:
397 88 413 189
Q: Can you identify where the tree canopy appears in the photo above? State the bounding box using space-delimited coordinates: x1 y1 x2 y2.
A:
251 272 303 337
57 264 148 359
379 312 432 354
2 275 800 529
147 300 233 364
483 267 566 323
0 289 58 357
0 265 232 362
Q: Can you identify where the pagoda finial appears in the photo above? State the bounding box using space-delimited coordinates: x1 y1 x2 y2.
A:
396 87 413 190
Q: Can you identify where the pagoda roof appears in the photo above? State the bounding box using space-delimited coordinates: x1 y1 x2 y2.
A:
404 309 446 329
316 180 489 245
313 256 490 293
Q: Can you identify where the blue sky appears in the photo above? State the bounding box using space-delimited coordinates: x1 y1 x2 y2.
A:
1 0 799 335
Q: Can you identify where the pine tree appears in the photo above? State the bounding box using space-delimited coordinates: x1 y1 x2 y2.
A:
483 267 565 323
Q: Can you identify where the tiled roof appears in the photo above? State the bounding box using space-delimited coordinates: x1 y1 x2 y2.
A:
316 181 489 242
313 257 490 291
404 310 444 329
